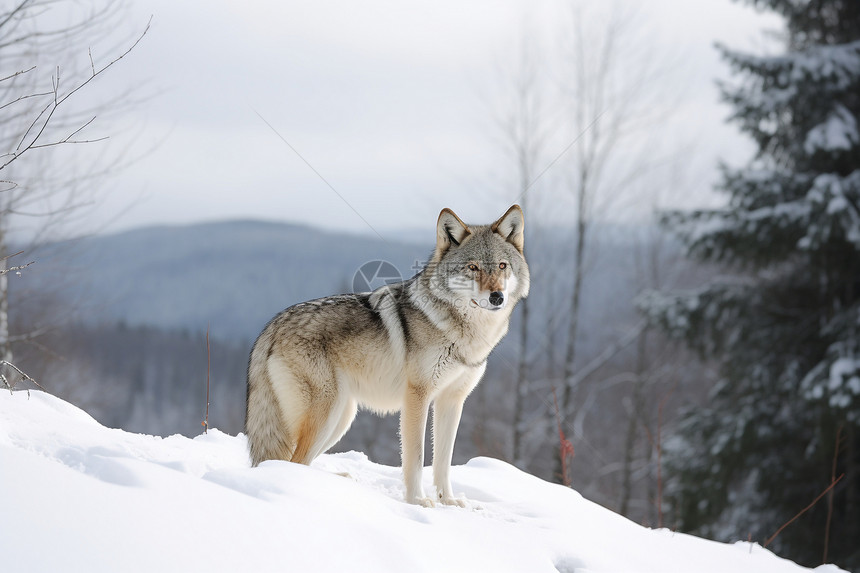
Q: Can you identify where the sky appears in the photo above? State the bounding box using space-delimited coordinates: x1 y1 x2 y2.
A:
11 0 784 240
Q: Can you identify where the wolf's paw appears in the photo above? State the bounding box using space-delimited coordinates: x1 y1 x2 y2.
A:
407 496 436 508
417 496 437 508
438 495 467 508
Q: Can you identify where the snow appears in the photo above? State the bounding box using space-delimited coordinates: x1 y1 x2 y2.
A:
801 340 860 420
721 40 860 99
804 105 859 154
823 356 860 410
788 41 860 87
0 390 847 573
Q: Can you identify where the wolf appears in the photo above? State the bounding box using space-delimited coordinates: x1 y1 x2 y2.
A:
245 205 529 506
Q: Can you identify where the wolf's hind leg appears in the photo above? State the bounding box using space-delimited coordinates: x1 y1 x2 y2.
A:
317 399 360 478
290 391 336 465
291 386 359 465
319 398 358 455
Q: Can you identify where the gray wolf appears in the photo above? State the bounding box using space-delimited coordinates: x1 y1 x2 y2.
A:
245 205 530 506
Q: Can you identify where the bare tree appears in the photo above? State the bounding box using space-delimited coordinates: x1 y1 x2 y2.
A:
617 223 680 522
554 0 680 481
481 1 688 485
491 29 553 468
0 0 148 371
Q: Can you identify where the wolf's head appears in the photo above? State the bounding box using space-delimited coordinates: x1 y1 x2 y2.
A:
428 205 530 313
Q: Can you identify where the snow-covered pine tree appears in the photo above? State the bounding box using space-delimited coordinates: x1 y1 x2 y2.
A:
638 1 859 568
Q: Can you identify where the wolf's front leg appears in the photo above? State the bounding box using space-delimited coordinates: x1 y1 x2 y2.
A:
401 384 432 506
431 388 467 506
432 365 485 506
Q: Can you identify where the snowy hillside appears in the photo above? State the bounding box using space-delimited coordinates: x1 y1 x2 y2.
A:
0 391 845 573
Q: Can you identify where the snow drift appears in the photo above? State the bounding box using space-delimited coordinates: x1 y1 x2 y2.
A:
0 391 846 573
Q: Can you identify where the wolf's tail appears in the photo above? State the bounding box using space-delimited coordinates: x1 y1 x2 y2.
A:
245 334 294 466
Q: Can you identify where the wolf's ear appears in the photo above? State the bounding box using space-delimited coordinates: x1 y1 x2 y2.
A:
436 208 471 252
492 205 525 253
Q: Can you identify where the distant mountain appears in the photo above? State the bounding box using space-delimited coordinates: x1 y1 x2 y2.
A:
12 218 666 356
18 220 430 342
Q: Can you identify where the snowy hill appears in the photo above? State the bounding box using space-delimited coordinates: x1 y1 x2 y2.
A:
0 391 845 573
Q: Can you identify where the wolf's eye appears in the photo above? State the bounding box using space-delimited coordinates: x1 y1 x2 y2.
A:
499 262 507 270
468 264 478 272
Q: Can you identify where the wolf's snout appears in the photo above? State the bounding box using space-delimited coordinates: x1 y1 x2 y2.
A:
489 291 505 307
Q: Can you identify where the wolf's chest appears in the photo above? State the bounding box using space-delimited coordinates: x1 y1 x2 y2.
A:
427 342 487 384
431 343 459 381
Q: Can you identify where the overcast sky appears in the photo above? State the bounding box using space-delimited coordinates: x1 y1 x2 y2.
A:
34 0 784 240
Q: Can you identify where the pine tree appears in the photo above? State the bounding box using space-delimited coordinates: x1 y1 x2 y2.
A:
639 1 859 568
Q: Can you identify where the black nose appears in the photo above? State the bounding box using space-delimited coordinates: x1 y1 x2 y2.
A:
489 291 504 306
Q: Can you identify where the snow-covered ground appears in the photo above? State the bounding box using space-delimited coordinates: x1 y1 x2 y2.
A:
0 390 846 573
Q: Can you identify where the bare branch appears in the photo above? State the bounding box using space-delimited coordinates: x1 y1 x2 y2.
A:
0 88 53 113
0 16 151 172
0 358 45 392
0 65 36 83
0 260 34 276
29 115 111 150
8 323 54 343
0 0 33 34
764 474 845 548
